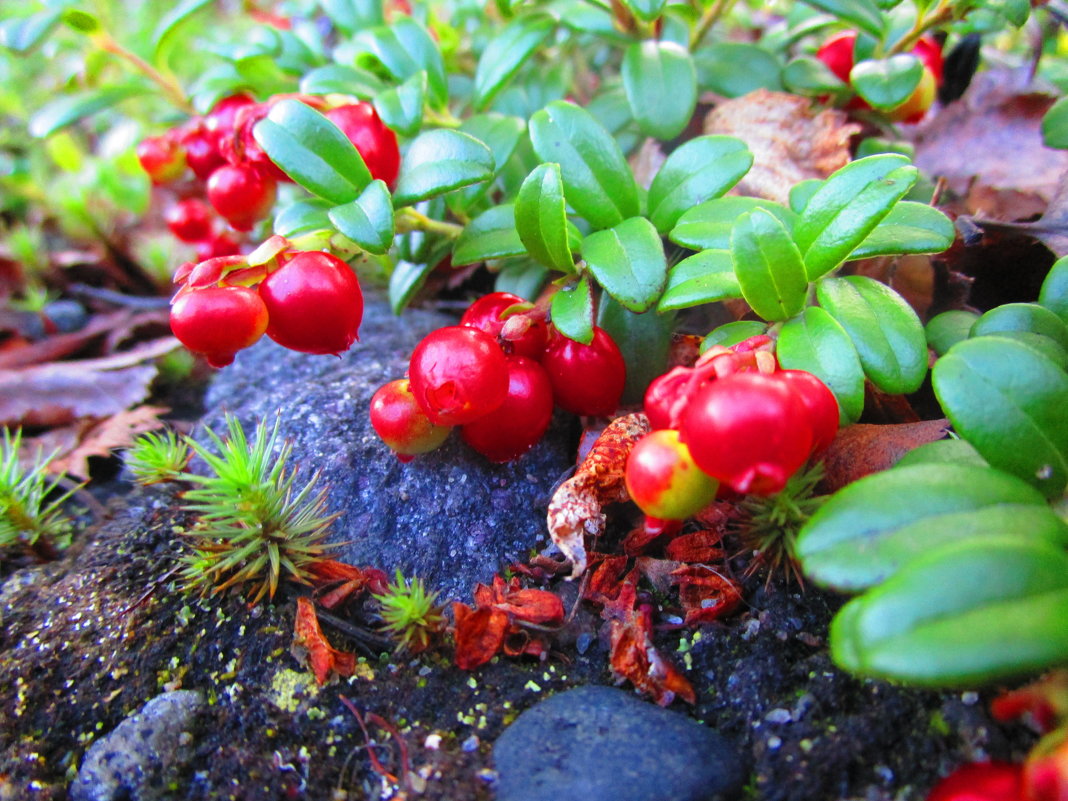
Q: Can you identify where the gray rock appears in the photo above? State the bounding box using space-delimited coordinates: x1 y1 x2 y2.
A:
201 293 577 602
492 685 745 801
69 689 205 801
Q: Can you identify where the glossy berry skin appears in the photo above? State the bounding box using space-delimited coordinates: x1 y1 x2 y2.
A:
258 251 363 355
644 366 696 430
816 31 857 85
170 285 268 368
409 326 509 426
777 370 840 455
326 103 401 188
136 135 186 184
542 326 626 417
370 378 452 461
681 371 812 496
180 125 225 181
165 198 215 243
206 163 277 231
625 429 719 520
461 356 554 462
194 233 241 261
460 292 547 360
925 762 1023 801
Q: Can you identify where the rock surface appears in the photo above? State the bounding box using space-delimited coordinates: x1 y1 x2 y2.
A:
492 685 745 801
201 293 577 602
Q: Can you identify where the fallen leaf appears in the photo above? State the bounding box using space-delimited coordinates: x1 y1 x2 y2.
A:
704 89 860 204
291 596 356 685
42 406 169 480
670 564 743 625
820 419 950 492
664 529 726 563
452 602 509 670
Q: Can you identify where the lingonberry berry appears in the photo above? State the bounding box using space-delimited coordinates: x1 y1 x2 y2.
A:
170 285 269 368
194 233 241 261
460 292 547 360
776 370 840 455
461 356 554 462
924 762 1023 801
408 326 509 426
180 123 226 181
625 429 719 520
258 251 363 355
165 198 215 243
206 163 277 231
644 366 697 430
326 103 401 188
370 378 452 461
542 326 626 417
136 134 186 184
680 371 812 496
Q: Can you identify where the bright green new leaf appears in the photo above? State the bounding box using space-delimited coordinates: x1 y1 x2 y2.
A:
657 250 741 312
452 204 526 265
670 197 796 251
473 15 555 110
647 136 753 233
622 40 697 141
849 54 923 110
925 310 979 356
392 130 495 207
373 71 426 138
550 275 594 344
582 217 667 312
515 163 574 272
730 208 808 322
328 180 395 255
777 306 865 424
848 201 954 260
29 86 143 138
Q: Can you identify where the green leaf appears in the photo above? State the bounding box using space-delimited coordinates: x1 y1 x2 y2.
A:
373 71 426 138
730 208 808 322
328 180 395 255
515 163 574 272
895 439 988 469
701 321 768 352
797 463 1065 591
598 293 673 405
799 0 885 38
657 250 741 312
849 54 923 110
582 217 667 312
777 306 866 424
647 136 753 234
529 101 639 230
448 114 527 215
796 154 917 280
1040 255 1068 324
925 309 979 356
0 10 62 54
848 201 954 260
152 0 212 61
694 43 783 98
389 259 435 315
789 180 823 214
321 0 384 33
29 86 143 138
351 18 447 108
392 130 495 207
1043 97 1068 150
971 302 1068 352
782 56 848 96
452 204 526 265
622 40 697 141
299 64 386 98
61 9 100 33
933 336 1068 499
817 275 927 394
620 0 667 22
473 14 555 111
829 538 1068 685
273 200 333 237
670 197 796 251
496 259 550 300
253 100 371 204
550 275 594 344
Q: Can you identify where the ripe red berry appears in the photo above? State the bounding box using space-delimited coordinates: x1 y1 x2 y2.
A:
460 292 547 360
925 762 1023 801
180 125 226 181
326 103 401 188
258 251 363 355
644 366 697 430
680 371 812 496
206 93 257 139
408 326 509 426
776 370 840 455
206 163 277 231
136 135 186 184
625 429 719 520
461 356 554 462
542 326 626 417
370 378 452 461
165 198 215 243
170 285 269 368
194 233 241 261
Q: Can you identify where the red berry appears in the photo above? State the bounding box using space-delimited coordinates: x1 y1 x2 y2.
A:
258 251 363 355
644 366 697 430
408 326 510 426
194 233 241 261
206 163 277 231
136 134 186 184
680 371 812 496
925 762 1023 801
370 378 452 460
165 198 215 243
816 31 857 84
625 429 719 520
170 285 268 368
461 356 554 462
912 35 944 85
205 93 257 141
542 326 626 417
460 292 547 360
326 103 401 188
180 125 226 181
777 370 840 455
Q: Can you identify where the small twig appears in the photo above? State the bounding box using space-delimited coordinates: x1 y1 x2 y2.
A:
315 608 394 656
339 696 412 792
690 0 736 51
91 31 195 114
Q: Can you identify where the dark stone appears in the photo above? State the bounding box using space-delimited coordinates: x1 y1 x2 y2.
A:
201 292 577 602
70 690 205 801
492 685 745 801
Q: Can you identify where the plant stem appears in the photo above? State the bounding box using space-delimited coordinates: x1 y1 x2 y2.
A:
395 207 464 239
690 0 736 51
423 106 463 129
887 0 954 56
91 31 195 115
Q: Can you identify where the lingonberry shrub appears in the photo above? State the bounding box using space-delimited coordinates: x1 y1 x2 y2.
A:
460 292 547 360
206 163 277 231
165 198 215 243
408 326 510 426
258 251 363 355
370 378 452 461
169 285 269 368
460 356 554 462
326 102 401 188
541 326 626 417
625 428 719 520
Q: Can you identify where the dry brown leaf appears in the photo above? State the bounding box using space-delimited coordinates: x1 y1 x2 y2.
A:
43 406 169 480
704 90 860 204
292 596 356 685
820 419 950 493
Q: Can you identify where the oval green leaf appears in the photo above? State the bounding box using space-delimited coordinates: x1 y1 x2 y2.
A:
598 293 673 405
647 136 753 234
622 40 697 141
670 197 796 251
777 306 865 424
782 56 848 96
581 217 667 313
29 85 143 138
971 302 1068 351
328 180 395 255
800 0 885 38
848 201 954 261
373 70 426 138
392 129 495 207
515 163 574 272
0 10 63 54
473 14 555 111
730 207 808 322
925 309 979 356
657 250 741 312
274 199 333 238
351 18 447 108
389 259 435 315
452 204 526 265
849 54 923 111
694 43 783 98
550 275 594 344
1040 254 1068 324
299 64 386 98
701 321 768 352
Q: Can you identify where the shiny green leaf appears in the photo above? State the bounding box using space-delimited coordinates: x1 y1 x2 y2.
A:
29 86 143 138
695 43 783 97
731 208 808 322
777 306 865 424
599 294 673 405
328 180 394 255
389 259 435 315
452 204 526 265
925 309 979 356
550 275 594 344
515 163 574 272
373 71 426 137
1040 255 1068 324
657 250 741 312
782 56 848 96
582 217 667 312
473 14 555 111
971 302 1068 351
496 259 550 300
799 0 885 38
299 64 386 98
850 54 923 110
670 197 796 251
392 130 495 207
351 18 447 107
647 136 753 234
701 321 768 352
273 200 332 237
153 0 212 61
622 40 697 141
848 201 954 260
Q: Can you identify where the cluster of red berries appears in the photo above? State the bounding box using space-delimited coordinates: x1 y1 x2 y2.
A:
370 292 627 463
169 244 363 368
137 93 400 256
625 336 840 521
